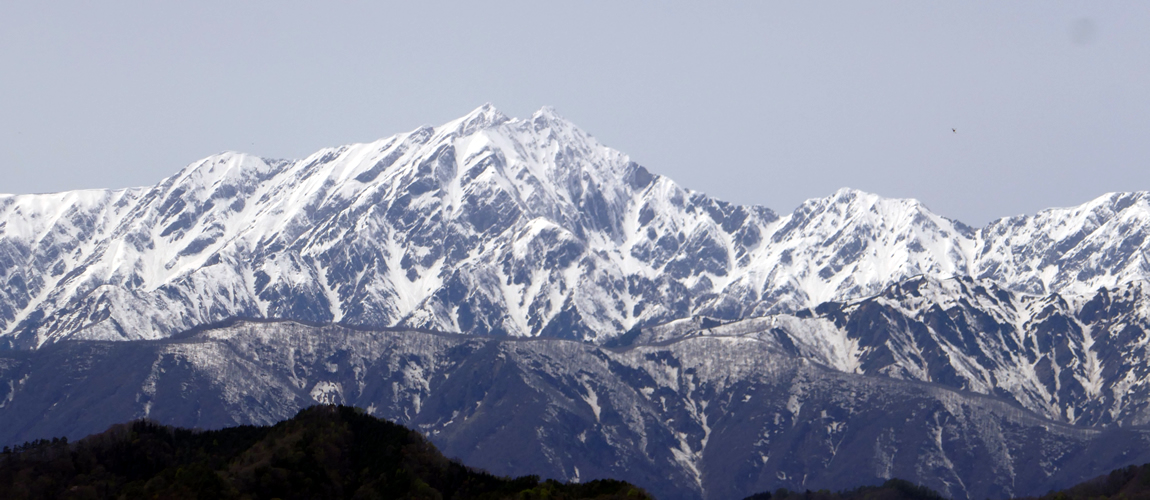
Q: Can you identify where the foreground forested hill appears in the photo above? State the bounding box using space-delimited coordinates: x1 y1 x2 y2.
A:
0 405 650 500
6 404 1150 500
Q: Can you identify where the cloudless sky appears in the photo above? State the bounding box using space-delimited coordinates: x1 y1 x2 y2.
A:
2 2 1148 226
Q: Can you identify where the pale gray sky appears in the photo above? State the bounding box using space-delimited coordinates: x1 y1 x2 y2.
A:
2 2 1148 226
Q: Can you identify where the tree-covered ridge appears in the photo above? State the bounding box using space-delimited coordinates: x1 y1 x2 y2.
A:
1022 464 1150 500
0 405 652 500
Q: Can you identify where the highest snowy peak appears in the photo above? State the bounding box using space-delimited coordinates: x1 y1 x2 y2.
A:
0 105 1148 347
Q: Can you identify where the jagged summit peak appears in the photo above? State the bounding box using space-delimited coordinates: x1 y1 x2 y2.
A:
984 191 1150 226
794 187 939 221
527 107 587 137
448 103 511 135
827 187 879 203
167 151 277 189
531 105 564 121
800 187 891 207
829 187 927 206
1074 191 1150 215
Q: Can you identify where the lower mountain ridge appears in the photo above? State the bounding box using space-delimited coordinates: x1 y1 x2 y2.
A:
3 316 1150 500
0 404 651 500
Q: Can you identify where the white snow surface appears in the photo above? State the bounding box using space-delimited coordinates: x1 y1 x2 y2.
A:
1 104 1149 348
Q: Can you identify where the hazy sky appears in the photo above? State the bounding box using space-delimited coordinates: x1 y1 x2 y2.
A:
2 2 1148 226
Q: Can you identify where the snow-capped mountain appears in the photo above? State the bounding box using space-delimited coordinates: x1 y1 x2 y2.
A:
7 105 1150 500
1 105 1149 348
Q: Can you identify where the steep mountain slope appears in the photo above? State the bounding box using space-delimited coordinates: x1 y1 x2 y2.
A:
2 321 1149 500
3 105 1148 347
628 276 1150 427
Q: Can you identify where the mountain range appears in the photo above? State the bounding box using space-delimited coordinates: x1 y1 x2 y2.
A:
1 105 1147 348
2 105 1150 500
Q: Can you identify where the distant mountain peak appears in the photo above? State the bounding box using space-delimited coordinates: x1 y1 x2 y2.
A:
0 107 1148 347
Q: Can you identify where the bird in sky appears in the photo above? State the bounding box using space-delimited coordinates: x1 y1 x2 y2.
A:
952 128 956 133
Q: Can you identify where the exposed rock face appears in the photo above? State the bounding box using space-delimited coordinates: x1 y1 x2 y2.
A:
622 276 1150 428
791 277 1150 428
2 106 1148 347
